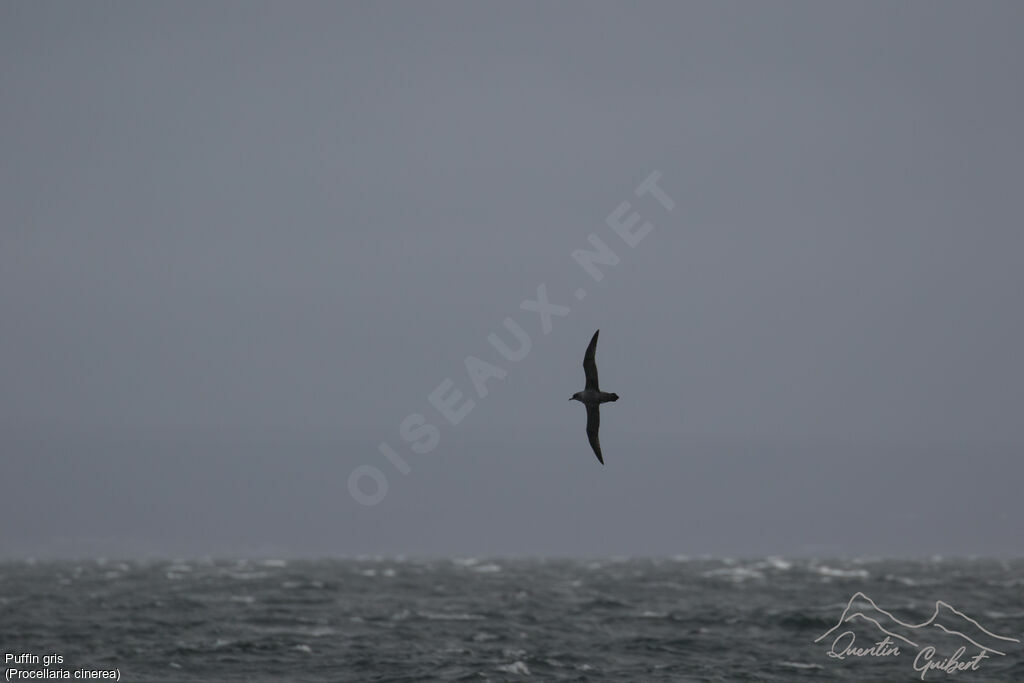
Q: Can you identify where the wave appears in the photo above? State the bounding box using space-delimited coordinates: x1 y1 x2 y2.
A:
702 566 766 582
495 660 530 675
777 660 823 670
418 611 485 621
814 565 870 579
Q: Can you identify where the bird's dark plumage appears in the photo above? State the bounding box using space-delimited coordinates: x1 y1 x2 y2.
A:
585 403 603 464
570 329 618 464
583 329 600 390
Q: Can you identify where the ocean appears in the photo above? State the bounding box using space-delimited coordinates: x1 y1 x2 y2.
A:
2 557 1022 681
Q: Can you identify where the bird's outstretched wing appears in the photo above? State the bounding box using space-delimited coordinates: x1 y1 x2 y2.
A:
585 404 604 464
583 329 600 391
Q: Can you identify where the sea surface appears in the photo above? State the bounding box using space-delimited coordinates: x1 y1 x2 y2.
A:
2 557 1023 682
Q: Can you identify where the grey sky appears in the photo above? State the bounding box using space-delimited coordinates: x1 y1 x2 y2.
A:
2 2 1022 558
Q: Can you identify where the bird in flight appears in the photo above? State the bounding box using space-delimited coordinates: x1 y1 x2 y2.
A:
569 329 619 464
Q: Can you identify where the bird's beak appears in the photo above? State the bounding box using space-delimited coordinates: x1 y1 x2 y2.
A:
568 397 573 401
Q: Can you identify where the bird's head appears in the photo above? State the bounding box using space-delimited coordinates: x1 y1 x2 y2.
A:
569 392 582 402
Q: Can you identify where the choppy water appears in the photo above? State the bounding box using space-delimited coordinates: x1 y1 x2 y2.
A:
2 557 1023 681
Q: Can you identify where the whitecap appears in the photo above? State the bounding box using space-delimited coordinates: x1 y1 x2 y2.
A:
452 557 479 567
261 559 288 568
381 568 396 577
473 632 498 642
884 574 919 586
778 661 823 670
702 567 765 582
985 610 1024 620
308 627 335 637
496 661 530 675
815 566 869 579
472 563 501 573
293 644 312 654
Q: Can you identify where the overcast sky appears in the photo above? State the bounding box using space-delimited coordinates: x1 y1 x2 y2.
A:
2 2 1022 558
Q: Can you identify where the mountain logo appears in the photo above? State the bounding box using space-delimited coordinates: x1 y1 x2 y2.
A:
815 592 1020 679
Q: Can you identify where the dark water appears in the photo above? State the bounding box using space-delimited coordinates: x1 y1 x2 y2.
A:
2 557 1022 681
